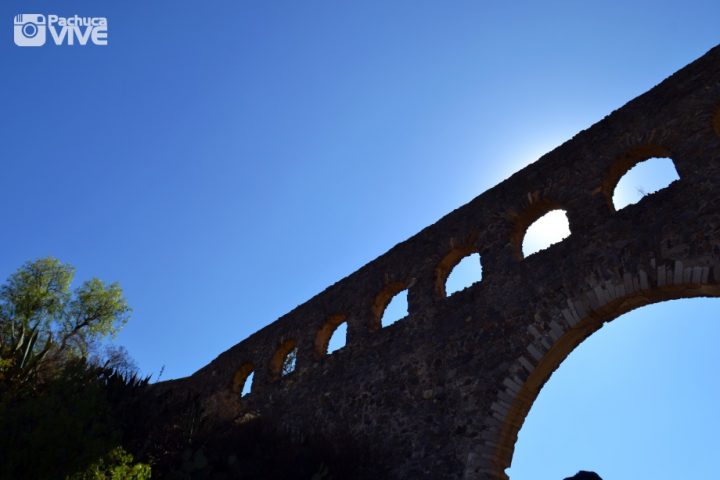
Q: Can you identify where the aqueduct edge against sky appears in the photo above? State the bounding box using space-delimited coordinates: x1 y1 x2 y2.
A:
159 44 720 479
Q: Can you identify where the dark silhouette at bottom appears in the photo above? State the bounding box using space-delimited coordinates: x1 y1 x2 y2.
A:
563 471 603 480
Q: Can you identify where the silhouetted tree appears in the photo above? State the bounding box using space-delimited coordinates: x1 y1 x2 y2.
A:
0 257 130 391
0 258 150 479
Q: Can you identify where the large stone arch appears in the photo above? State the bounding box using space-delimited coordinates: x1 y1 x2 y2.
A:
472 277 720 480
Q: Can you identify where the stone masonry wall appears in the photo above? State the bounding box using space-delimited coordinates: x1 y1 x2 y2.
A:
161 45 720 479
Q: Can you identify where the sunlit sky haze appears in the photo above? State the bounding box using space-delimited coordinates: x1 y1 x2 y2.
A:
1 2 719 478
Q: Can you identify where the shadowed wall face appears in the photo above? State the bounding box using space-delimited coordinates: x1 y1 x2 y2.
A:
165 45 720 479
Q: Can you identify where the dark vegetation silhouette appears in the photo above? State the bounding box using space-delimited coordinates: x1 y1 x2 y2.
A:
0 258 150 478
563 471 603 480
0 258 391 479
0 358 151 479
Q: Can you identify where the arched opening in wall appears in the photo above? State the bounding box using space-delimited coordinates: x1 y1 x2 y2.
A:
446 253 482 296
521 210 571 258
232 362 255 397
327 322 347 353
270 339 297 379
240 371 254 395
487 291 720 480
315 314 347 356
381 290 408 327
436 245 483 297
372 282 408 329
601 145 676 211
611 157 680 210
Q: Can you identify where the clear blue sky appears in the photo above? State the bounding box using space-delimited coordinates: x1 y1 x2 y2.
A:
1 1 719 478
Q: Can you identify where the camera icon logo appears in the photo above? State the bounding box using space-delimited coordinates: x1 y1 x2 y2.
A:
14 14 46 47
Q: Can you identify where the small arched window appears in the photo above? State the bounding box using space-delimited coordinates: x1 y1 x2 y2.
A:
612 157 679 210
282 348 297 376
327 322 347 353
270 339 298 379
521 209 571 257
232 363 255 397
381 290 408 326
445 252 482 296
436 245 483 298
372 282 409 329
315 314 347 356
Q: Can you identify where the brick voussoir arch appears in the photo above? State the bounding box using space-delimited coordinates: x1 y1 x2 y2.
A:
475 259 720 480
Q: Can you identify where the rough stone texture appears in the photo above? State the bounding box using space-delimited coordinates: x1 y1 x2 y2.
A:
159 44 720 479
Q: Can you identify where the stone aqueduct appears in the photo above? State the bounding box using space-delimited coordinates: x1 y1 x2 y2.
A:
165 45 720 478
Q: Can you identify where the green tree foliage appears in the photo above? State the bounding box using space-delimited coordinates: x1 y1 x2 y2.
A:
67 446 151 479
0 257 130 390
0 258 150 479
